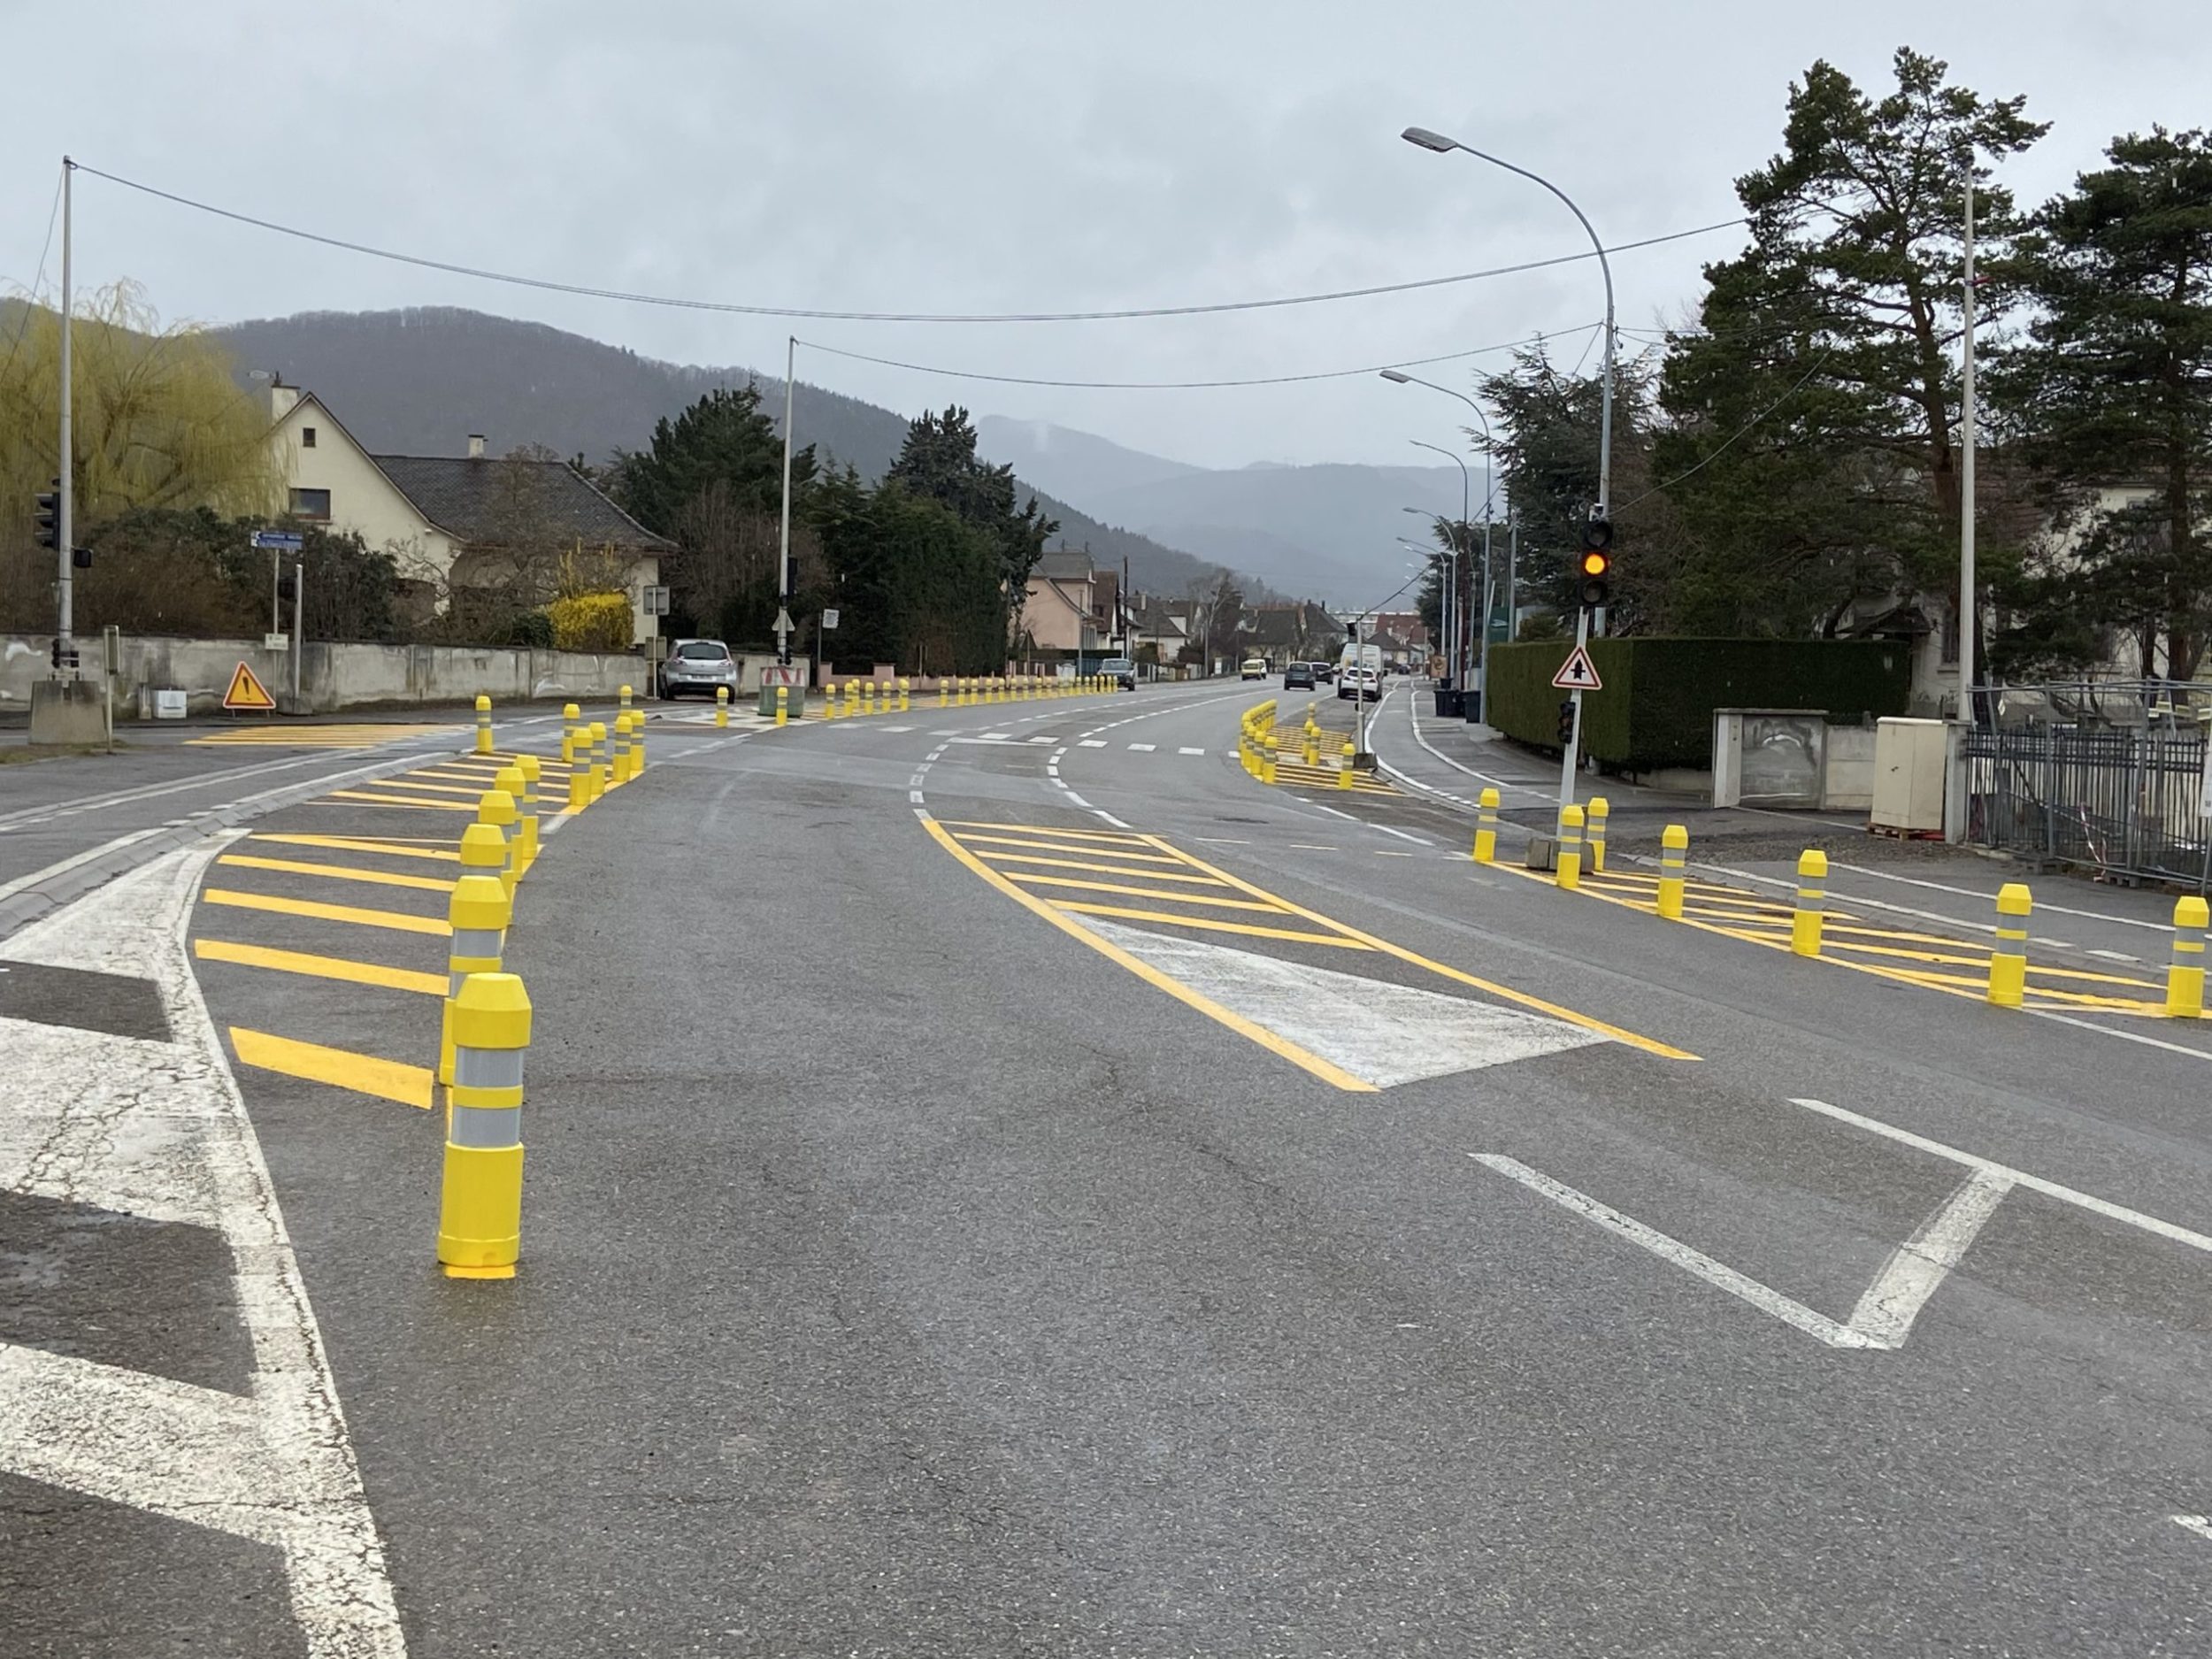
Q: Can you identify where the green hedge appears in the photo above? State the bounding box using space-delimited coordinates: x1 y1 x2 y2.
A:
1484 637 1911 771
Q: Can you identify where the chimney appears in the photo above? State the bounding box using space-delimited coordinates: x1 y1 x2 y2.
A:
466 434 486 460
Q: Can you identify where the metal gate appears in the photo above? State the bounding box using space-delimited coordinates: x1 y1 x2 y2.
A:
1963 717 2210 887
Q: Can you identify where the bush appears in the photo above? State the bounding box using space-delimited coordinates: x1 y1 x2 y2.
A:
502 610 556 649
1486 637 1911 771
544 590 634 653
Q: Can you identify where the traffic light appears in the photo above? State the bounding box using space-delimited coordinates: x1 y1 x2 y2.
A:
1557 698 1577 745
277 574 297 602
1575 516 1614 609
34 483 59 550
72 546 91 569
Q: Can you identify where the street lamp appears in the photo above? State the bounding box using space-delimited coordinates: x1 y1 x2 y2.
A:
1404 124 1615 809
1383 372 1498 703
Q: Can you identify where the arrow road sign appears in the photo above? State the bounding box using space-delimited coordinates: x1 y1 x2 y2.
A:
250 530 304 551
1551 644 1603 692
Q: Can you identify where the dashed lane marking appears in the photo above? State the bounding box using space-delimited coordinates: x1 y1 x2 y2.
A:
215 853 456 894
191 938 447 996
200 888 451 937
1178 747 1207 756
228 1027 434 1110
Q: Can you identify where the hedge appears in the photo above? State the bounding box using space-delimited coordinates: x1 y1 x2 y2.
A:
1484 637 1911 771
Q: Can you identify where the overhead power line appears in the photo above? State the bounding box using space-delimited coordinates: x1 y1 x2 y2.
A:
71 160 1744 326
795 322 1601 390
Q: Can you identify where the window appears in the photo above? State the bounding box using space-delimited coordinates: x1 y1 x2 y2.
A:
1939 605 1960 666
288 488 331 521
675 641 729 660
301 426 317 449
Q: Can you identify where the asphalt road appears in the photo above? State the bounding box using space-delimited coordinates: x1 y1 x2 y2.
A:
5 678 2209 1656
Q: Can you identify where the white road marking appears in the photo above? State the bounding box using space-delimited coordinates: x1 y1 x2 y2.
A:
1309 803 1359 823
2087 949 2141 964
1472 1155 1884 1349
2175 1515 2212 1542
1847 1167 2015 1347
909 789 925 803
1079 917 1604 1085
1079 740 1108 748
1128 742 1156 752
1178 747 1206 757
1827 861 2175 934
1376 825 1432 846
1789 1096 2212 1254
0 824 175 903
0 841 405 1654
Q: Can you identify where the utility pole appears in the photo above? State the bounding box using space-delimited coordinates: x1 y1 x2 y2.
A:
1959 173 1978 725
775 334 796 668
56 157 75 676
291 562 304 706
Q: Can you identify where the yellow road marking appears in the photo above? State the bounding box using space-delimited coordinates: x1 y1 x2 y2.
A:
202 888 451 936
1004 873 1294 911
921 815 1376 1093
217 853 456 893
229 1028 434 1110
192 938 446 995
188 724 450 749
1165 838 1700 1061
941 819 1155 847
958 832 1187 864
373 777 503 799
974 850 1232 884
250 833 461 862
1049 902 1372 947
319 790 480 811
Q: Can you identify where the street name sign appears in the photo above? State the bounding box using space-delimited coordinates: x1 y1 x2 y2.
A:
250 530 304 551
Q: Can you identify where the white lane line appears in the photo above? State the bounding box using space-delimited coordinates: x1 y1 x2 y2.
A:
1471 1154 1883 1350
2015 1003 2212 1062
0 741 445 833
1128 742 1156 752
1376 825 1432 846
1847 1167 2015 1347
1789 1097 2212 1253
1196 837 1250 844
2088 949 2141 964
1178 747 1207 757
1309 802 1359 822
909 789 925 804
1827 861 2175 934
2175 1515 2212 1542
0 841 404 1653
1079 740 1109 748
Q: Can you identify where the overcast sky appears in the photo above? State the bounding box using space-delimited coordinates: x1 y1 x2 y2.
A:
4 0 2209 472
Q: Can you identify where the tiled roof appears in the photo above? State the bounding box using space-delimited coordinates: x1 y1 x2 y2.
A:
1037 549 1094 579
369 455 675 553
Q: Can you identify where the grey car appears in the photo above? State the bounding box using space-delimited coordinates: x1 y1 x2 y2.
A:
657 638 740 700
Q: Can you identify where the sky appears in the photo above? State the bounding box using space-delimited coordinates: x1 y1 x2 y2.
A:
4 0 2209 473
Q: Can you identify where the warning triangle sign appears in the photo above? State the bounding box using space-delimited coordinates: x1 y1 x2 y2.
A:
1550 644 1603 692
223 661 278 711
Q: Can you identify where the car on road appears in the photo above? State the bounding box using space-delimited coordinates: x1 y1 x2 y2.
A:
1337 665 1381 701
1283 662 1317 690
657 638 740 700
1240 657 1268 680
1101 656 1138 690
1312 660 1335 684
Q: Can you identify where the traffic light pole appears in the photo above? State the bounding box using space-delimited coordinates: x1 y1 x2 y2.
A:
1558 604 1588 811
55 157 74 676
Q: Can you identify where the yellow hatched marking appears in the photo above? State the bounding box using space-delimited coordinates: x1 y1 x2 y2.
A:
921 817 1375 1093
1048 902 1375 948
202 888 450 937
974 851 1233 885
958 832 1186 864
940 819 1154 847
319 790 480 812
250 833 461 863
192 938 446 996
217 853 456 894
1161 837 1699 1061
229 1028 434 1110
1005 873 1298 912
371 777 503 799
187 723 449 748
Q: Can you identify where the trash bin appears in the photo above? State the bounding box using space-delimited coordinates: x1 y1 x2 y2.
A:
1432 687 1463 718
1461 689 1483 724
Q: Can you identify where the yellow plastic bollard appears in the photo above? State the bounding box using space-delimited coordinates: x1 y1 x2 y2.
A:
565 759 589 812
1988 882 2032 1008
587 721 609 801
1473 787 1500 864
1792 849 1827 957
438 873 510 1088
515 756 541 871
940 678 950 709
457 821 507 893
608 714 629 784
435 971 531 1279
1657 824 1688 919
476 787 520 898
628 710 646 775
1338 739 1355 790
1303 731 1319 766
899 678 911 713
1585 795 1609 873
619 683 633 714
2167 895 2207 1017
1555 804 1585 891
560 701 580 763
857 680 872 716
473 693 493 756
716 685 729 728
776 685 788 728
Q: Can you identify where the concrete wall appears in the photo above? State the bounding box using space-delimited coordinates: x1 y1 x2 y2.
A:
1820 723 1878 811
0 634 649 718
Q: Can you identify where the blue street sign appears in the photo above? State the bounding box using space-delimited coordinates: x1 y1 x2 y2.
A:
250 530 304 551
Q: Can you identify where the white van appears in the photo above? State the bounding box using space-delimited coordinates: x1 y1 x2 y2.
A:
1337 641 1382 702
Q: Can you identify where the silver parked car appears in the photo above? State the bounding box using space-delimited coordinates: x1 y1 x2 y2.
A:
657 638 740 700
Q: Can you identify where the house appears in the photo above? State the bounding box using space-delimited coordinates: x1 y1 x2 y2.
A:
1024 549 1122 661
263 381 672 645
1245 600 1344 668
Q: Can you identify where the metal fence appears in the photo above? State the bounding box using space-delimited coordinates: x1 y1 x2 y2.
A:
1963 717 2211 887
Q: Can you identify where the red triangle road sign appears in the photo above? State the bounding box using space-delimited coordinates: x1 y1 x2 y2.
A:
1550 644 1603 692
223 661 278 711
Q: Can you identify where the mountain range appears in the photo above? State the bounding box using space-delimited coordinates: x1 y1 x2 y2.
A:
208 307 1481 604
